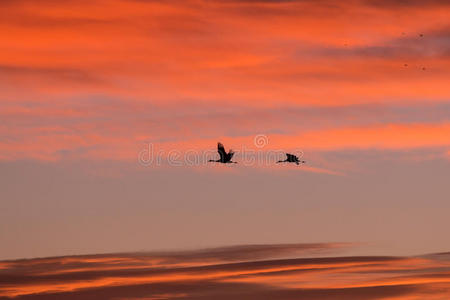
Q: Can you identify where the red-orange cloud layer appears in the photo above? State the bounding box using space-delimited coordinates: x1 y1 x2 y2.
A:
1 243 450 299
0 0 449 162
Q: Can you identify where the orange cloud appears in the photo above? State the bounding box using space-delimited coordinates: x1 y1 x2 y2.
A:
1 244 450 299
1 121 448 164
269 123 450 150
1 0 449 162
1 0 450 105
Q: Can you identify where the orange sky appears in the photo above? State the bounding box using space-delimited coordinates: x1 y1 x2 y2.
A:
1 0 449 163
1 1 450 291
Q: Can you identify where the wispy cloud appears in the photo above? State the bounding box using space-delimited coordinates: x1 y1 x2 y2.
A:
1 244 450 299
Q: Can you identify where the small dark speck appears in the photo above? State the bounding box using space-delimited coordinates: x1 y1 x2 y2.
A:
422 67 426 70
419 34 424 37
404 64 408 67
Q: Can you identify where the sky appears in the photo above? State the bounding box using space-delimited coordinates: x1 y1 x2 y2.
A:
0 0 450 264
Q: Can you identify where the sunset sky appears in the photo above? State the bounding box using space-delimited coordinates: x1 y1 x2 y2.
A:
1 0 450 274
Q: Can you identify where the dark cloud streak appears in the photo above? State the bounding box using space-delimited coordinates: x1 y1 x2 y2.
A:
1 243 450 299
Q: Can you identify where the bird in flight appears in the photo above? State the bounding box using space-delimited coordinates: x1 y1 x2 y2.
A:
277 153 305 165
209 142 237 164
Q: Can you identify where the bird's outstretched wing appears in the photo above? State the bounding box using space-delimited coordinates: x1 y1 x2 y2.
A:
227 150 235 160
218 142 227 162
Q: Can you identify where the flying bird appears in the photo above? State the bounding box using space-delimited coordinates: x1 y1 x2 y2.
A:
277 153 305 165
209 142 237 164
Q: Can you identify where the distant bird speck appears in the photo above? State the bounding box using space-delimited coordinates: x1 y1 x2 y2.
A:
419 34 424 37
404 64 408 67
422 67 426 70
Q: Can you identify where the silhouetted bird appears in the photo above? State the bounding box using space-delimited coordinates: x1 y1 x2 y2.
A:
277 153 305 165
209 142 237 164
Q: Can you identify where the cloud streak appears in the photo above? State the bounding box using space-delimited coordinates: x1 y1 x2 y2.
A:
1 244 450 299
